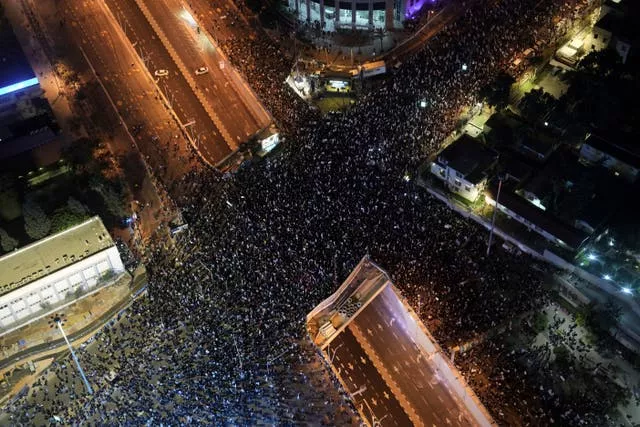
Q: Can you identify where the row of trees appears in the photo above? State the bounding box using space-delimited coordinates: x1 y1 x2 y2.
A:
0 196 91 253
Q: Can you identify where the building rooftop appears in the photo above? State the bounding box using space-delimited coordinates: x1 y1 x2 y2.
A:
0 216 114 296
0 113 60 160
595 12 637 41
584 133 640 169
437 135 498 184
0 16 37 93
487 184 590 251
484 112 557 162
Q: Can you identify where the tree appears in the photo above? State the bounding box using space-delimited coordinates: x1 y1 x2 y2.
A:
519 88 558 123
66 197 89 216
532 311 548 334
0 228 18 252
23 197 51 240
63 137 99 171
553 344 571 367
576 49 623 78
479 72 516 110
50 207 89 233
0 173 21 221
89 176 128 218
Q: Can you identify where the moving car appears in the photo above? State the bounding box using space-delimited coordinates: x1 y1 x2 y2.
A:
195 67 209 75
154 69 169 77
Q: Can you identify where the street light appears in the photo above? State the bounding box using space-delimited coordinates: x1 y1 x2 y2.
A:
328 343 344 364
48 314 93 395
487 176 504 256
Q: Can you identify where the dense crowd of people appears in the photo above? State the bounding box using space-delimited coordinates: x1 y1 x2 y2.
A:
2 0 603 425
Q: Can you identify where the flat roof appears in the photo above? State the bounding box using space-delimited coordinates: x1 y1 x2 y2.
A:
0 17 37 91
0 216 114 295
585 133 640 169
486 184 589 250
438 135 498 183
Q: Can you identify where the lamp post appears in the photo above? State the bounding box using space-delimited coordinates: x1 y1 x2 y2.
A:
486 176 503 256
48 314 93 395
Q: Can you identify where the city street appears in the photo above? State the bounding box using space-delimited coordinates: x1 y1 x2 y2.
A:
328 328 412 426
349 285 474 426
138 0 271 145
97 0 231 165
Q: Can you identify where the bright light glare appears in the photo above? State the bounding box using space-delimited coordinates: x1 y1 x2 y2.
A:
0 77 39 96
181 9 197 27
603 274 611 280
544 121 549 126
419 100 427 108
609 240 614 247
587 253 597 261
622 287 633 294
461 63 468 71
403 174 411 182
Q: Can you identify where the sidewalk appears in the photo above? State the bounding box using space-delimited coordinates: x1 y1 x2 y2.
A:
0 271 146 404
2 0 77 163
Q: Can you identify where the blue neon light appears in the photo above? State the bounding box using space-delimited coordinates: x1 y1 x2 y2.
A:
0 77 39 96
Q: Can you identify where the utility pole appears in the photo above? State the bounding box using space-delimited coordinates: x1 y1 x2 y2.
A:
49 314 93 395
486 176 503 256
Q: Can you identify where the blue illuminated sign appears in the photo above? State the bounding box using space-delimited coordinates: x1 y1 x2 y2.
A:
0 77 39 96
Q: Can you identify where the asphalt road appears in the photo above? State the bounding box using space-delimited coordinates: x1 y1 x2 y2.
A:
349 286 473 426
0 278 144 374
56 0 193 239
139 0 271 146
327 328 411 427
102 0 231 164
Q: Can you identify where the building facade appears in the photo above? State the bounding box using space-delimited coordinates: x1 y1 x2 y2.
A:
580 134 640 183
287 0 428 30
0 217 126 334
430 135 499 202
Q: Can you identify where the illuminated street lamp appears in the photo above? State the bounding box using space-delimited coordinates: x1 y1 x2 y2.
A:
461 63 468 71
603 274 612 281
587 253 597 261
328 342 344 364
419 99 427 108
48 314 93 395
487 175 504 256
622 287 633 295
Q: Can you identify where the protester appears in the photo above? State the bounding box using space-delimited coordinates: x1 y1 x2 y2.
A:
2 0 593 424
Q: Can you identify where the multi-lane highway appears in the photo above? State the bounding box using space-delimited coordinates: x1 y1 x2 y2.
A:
312 261 490 427
101 0 232 164
328 328 413 426
58 0 199 236
349 285 474 426
136 0 271 146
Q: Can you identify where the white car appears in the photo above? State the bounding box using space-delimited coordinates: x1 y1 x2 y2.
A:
195 67 209 76
154 69 169 77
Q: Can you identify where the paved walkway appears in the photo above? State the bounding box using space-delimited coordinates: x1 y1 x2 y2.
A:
0 273 145 404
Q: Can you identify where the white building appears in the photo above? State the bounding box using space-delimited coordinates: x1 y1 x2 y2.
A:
589 13 633 63
0 217 126 334
287 0 429 31
430 135 499 202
